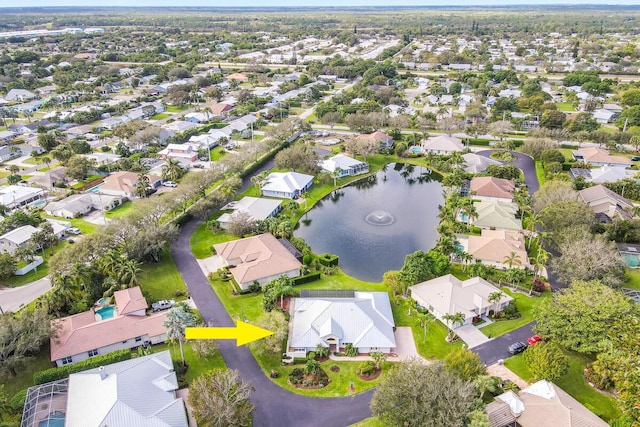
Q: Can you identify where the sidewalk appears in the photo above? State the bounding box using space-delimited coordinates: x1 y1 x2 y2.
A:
0 277 51 313
487 363 530 390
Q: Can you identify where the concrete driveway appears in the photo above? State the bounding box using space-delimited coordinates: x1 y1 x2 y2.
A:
0 277 51 313
455 324 490 349
392 327 423 361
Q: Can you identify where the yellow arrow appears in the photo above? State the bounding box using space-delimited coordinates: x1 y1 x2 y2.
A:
185 320 274 346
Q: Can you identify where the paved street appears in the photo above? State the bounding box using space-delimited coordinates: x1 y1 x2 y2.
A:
0 277 51 313
171 219 374 427
473 322 536 365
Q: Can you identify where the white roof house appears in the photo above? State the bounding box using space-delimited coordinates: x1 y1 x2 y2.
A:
462 153 501 173
287 291 396 357
0 185 45 210
410 275 513 327
65 351 188 427
320 154 369 177
45 193 124 218
422 134 465 154
5 88 37 102
218 197 282 229
0 225 39 254
261 172 314 199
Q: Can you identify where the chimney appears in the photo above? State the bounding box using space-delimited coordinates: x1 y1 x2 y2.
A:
98 366 107 380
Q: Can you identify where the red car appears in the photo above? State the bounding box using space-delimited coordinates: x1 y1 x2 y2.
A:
527 335 541 345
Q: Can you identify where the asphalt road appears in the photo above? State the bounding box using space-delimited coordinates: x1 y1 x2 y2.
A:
473 322 537 365
475 150 540 196
171 219 374 427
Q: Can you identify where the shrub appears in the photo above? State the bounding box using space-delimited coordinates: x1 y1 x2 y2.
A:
358 360 378 377
33 349 131 384
292 272 321 285
307 351 316 360
502 301 521 320
10 389 28 413
288 368 304 385
344 343 358 357
540 149 565 164
318 253 339 267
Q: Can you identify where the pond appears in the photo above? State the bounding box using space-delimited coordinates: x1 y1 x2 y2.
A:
294 163 444 282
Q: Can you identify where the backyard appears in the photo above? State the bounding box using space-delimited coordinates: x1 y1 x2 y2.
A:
479 288 551 338
2 240 70 288
139 250 188 303
505 351 621 422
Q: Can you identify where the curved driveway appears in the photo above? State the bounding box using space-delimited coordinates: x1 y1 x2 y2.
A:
171 219 373 427
475 150 539 195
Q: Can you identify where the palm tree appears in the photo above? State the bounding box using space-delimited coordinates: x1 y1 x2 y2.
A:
164 305 197 366
40 156 52 170
458 198 477 230
527 211 545 250
502 251 522 269
332 167 343 187
135 173 151 198
162 158 185 182
459 251 474 272
314 343 330 359
116 259 143 288
415 311 434 341
442 312 465 341
474 375 499 400
487 291 504 318
7 164 19 175
370 351 387 370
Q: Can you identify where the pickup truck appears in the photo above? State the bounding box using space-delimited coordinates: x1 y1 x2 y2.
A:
151 300 175 312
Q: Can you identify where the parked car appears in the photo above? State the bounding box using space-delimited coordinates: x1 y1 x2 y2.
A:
163 181 178 187
67 227 81 235
527 335 542 346
632 156 640 161
507 341 528 355
199 156 209 161
192 164 205 169
151 300 175 312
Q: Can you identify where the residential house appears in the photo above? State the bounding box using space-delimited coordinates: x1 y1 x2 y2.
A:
358 130 394 149
213 233 302 290
225 72 249 83
45 193 124 218
591 108 617 124
0 130 17 143
572 147 632 167
570 165 637 183
466 229 530 269
161 120 199 134
209 102 234 117
461 153 501 174
470 200 523 230
158 143 199 162
578 184 634 222
261 172 314 199
99 171 162 198
217 197 282 229
50 286 169 367
0 225 39 255
4 88 37 102
320 154 369 177
21 351 188 427
29 167 68 190
184 112 209 123
0 185 45 210
83 152 121 167
0 144 21 161
422 134 465 155
486 380 609 427
470 176 516 202
286 291 396 358
410 275 513 327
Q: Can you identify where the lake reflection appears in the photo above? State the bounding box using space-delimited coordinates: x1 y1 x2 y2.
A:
294 163 444 282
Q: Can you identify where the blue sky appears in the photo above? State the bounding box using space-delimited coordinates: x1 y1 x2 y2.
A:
1 0 638 7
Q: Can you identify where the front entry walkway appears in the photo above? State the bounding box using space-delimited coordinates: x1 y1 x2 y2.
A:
455 324 490 348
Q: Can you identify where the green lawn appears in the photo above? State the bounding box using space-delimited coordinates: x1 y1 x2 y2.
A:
151 113 170 120
556 102 575 112
2 241 70 288
210 146 226 161
189 222 238 259
350 418 386 427
139 250 188 303
166 105 189 113
505 351 621 422
480 288 551 338
43 215 99 234
151 342 225 384
623 268 640 290
105 201 134 219
0 346 53 398
535 161 546 186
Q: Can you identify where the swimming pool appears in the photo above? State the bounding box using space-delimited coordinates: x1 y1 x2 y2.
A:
411 147 423 154
96 305 116 320
87 185 101 193
622 253 640 268
32 200 47 208
38 411 65 427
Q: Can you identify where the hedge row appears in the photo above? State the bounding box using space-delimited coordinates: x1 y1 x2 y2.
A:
318 253 339 267
292 272 321 286
33 349 132 385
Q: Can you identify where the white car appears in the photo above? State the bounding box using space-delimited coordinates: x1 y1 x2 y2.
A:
152 300 175 312
163 181 178 187
67 227 81 235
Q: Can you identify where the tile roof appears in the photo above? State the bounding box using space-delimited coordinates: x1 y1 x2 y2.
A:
468 229 529 267
473 200 522 230
574 147 632 165
422 134 465 152
213 233 302 285
409 274 512 321
470 176 516 200
101 171 161 195
114 286 148 315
